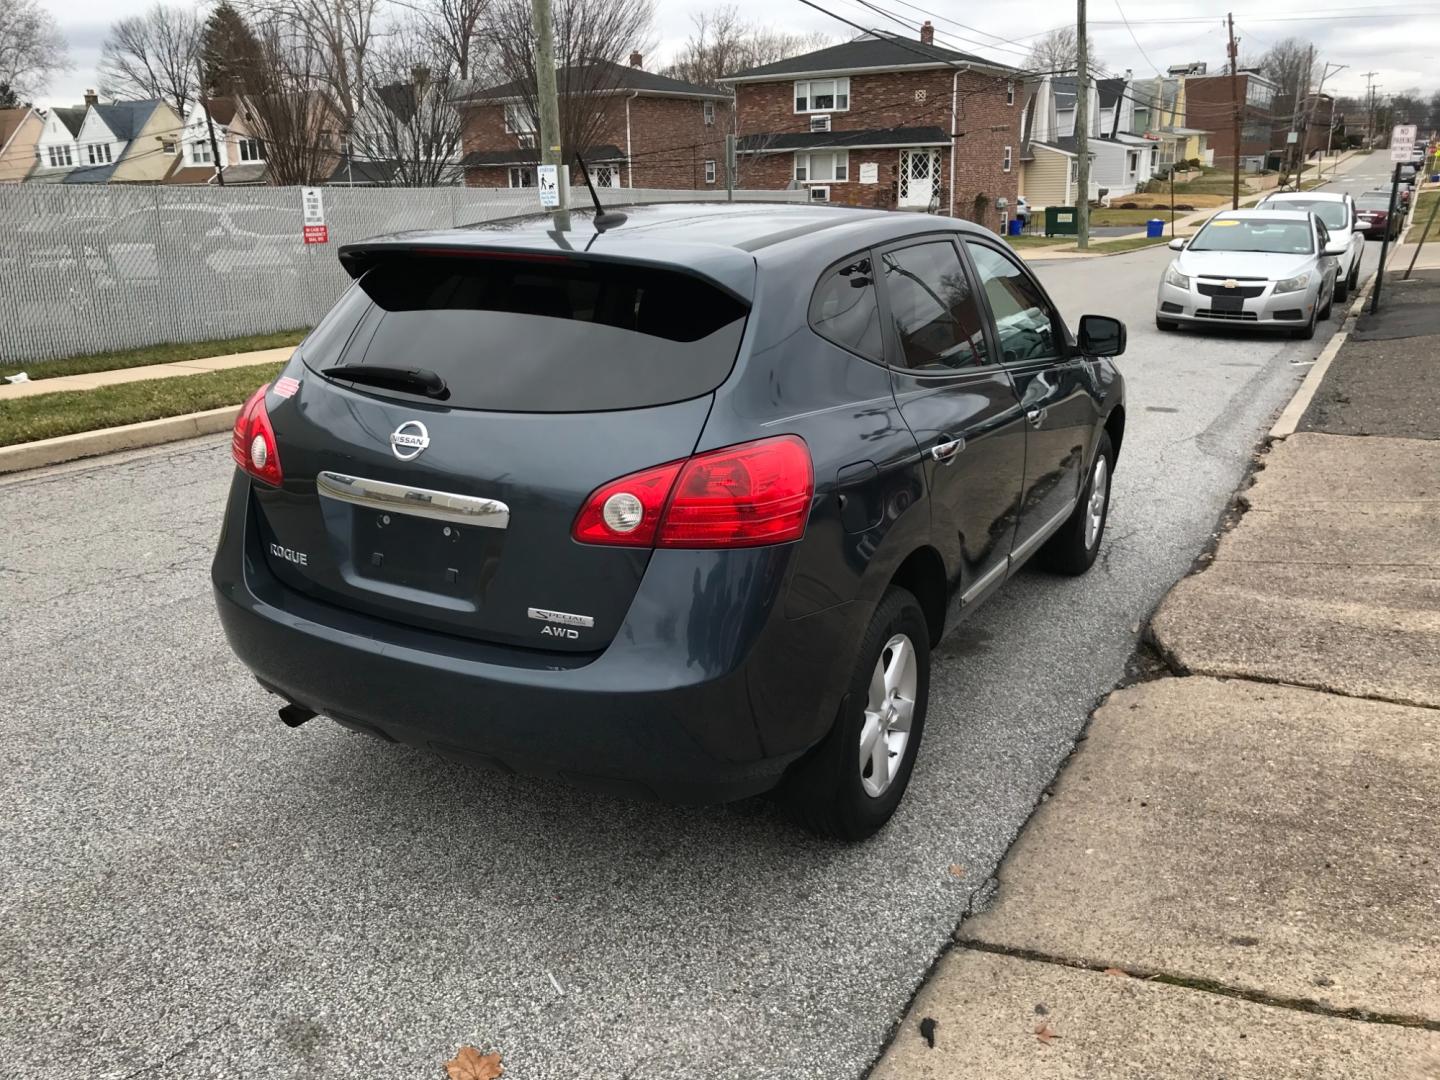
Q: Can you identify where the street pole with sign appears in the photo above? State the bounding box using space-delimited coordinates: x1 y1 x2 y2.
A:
1370 123 1418 314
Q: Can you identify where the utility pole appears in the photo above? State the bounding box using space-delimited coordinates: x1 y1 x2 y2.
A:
530 0 569 231
1299 61 1345 186
724 132 736 202
1362 71 1379 147
1075 0 1089 250
1227 13 1240 209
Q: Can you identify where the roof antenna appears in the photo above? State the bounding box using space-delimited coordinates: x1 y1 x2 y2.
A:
574 152 628 233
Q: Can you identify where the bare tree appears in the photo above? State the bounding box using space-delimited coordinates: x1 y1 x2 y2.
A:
347 23 465 185
0 0 71 101
1023 26 1096 75
235 0 379 128
409 0 491 82
1259 37 1316 103
664 5 830 87
475 0 653 164
98 3 202 113
240 22 341 185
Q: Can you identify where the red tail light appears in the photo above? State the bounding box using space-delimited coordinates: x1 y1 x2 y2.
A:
231 383 283 486
572 436 813 549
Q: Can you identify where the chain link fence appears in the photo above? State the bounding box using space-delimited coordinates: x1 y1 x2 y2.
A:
0 185 804 366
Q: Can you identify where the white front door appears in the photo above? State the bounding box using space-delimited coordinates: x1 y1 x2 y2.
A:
899 149 940 208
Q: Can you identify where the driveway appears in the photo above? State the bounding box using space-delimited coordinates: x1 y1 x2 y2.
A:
0 230 1369 1079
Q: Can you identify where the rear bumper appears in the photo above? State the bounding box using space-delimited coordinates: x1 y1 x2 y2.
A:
212 474 867 803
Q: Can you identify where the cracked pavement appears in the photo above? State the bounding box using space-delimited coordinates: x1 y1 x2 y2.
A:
0 244 1366 1080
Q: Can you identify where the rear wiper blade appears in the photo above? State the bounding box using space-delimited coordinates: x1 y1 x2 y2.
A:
324 364 449 400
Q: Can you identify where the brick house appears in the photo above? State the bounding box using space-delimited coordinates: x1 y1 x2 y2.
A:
1183 69 1277 171
455 55 730 190
717 27 1023 228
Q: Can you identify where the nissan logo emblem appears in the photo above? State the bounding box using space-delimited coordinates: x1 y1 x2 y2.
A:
389 420 430 461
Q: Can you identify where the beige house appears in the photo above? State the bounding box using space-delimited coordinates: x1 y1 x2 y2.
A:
64 98 183 184
167 98 271 185
0 107 43 182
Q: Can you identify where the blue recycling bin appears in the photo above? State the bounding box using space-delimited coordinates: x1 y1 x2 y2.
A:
1008 217 1023 236
1146 218 1165 239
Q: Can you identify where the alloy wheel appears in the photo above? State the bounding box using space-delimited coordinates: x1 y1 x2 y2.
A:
859 634 917 798
1085 455 1109 550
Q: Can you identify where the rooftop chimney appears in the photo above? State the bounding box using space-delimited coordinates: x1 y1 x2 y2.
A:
630 51 643 69
920 21 934 45
83 89 98 107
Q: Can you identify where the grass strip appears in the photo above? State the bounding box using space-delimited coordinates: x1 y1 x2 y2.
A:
0 361 283 447
1007 235 1073 248
0 330 307 382
1087 235 1173 254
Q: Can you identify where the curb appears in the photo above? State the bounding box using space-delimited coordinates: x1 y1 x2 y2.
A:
1268 276 1374 440
0 405 239 475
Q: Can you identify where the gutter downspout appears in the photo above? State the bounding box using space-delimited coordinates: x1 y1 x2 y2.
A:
625 91 638 188
949 67 961 218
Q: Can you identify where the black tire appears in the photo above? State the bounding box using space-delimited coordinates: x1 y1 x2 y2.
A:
780 587 930 841
1334 275 1349 304
1347 260 1360 292
1319 287 1334 320
1155 316 1179 332
1291 305 1318 340
1038 430 1114 576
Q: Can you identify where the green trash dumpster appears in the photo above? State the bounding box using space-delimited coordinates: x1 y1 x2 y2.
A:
1045 206 1079 236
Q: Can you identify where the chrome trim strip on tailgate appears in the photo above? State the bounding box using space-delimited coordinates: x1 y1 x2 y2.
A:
316 471 510 529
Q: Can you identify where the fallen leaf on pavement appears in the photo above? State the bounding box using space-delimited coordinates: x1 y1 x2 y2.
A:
918 1016 939 1048
948 864 965 877
446 1046 503 1080
1034 1022 1060 1045
1102 967 1129 977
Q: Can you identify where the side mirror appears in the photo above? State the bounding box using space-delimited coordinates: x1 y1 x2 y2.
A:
1168 237 1187 250
1079 314 1126 357
1323 239 1348 256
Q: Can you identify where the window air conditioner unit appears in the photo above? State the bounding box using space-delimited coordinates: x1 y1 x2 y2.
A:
810 115 831 132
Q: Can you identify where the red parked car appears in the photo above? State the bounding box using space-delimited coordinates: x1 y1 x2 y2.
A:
1356 191 1402 241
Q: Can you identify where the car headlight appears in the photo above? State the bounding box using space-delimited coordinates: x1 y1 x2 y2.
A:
1273 272 1311 295
1163 264 1190 290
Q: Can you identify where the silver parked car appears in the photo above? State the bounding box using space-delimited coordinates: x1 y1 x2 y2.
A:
1154 209 1342 340
1256 191 1363 301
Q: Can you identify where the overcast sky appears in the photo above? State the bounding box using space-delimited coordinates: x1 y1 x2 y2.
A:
37 0 1440 110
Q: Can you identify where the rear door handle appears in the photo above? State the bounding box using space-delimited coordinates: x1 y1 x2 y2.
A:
1026 407 1047 427
929 438 964 464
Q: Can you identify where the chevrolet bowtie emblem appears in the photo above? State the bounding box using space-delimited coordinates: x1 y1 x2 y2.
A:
1223 279 1238 288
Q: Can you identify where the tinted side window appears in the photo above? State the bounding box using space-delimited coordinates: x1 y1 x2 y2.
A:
965 242 1063 364
879 241 989 372
810 255 883 361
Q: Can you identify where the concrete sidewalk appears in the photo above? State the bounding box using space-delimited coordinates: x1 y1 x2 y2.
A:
0 346 295 400
869 225 1440 1077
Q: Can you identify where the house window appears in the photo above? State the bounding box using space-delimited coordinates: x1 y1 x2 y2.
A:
1003 145 1012 172
1127 150 1139 174
46 145 73 167
795 150 848 183
703 100 715 126
704 159 716 184
161 139 176 154
86 143 112 165
504 104 535 134
238 138 265 162
1006 81 1015 106
808 186 830 202
795 78 849 113
191 140 214 165
590 164 618 188
508 166 535 187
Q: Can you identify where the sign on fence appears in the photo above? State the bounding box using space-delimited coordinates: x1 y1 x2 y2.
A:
302 187 328 244
1391 124 1418 163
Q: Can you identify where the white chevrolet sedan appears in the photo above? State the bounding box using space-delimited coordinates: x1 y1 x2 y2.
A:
1256 191 1364 301
1155 209 1343 340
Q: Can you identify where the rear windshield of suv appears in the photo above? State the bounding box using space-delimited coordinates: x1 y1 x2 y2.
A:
302 254 750 412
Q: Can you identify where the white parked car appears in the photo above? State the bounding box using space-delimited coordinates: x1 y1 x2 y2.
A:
1255 191 1364 301
1155 209 1343 340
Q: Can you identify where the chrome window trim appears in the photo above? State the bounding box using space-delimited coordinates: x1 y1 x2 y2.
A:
316 471 510 529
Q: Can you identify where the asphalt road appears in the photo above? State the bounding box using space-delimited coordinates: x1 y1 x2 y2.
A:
0 161 1390 1080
